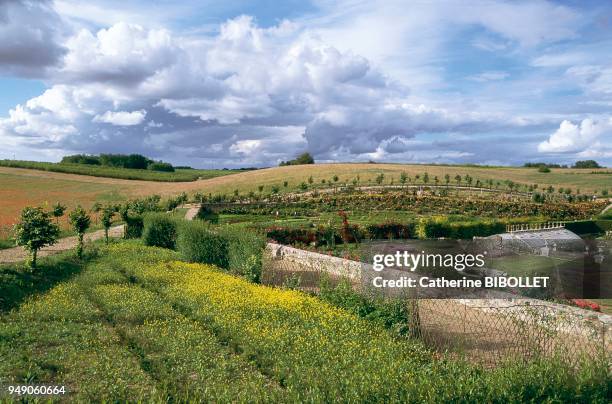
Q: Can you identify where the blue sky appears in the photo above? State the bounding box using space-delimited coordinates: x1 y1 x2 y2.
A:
0 0 611 167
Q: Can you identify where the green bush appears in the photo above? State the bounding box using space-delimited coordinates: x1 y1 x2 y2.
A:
218 226 266 282
143 213 179 249
417 218 505 239
196 205 219 224
177 221 229 269
124 215 144 239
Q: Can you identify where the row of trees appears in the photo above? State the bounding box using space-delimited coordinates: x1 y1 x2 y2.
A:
13 203 118 268
524 160 602 169
61 153 175 172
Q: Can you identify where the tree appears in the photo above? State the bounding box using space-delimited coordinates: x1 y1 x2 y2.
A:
573 160 601 169
13 207 60 268
101 205 116 244
400 172 408 185
454 175 461 185
375 173 384 184
308 176 314 184
51 202 66 225
423 172 429 184
444 174 450 186
279 152 315 166
332 175 339 183
68 206 91 259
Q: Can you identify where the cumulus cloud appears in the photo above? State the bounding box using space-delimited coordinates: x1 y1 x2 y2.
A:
0 0 67 77
92 110 146 126
538 118 612 153
0 2 608 167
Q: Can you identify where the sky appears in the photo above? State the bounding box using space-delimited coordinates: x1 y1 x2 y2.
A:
0 0 611 168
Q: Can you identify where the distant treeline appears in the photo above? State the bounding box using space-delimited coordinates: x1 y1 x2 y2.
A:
61 153 175 172
279 152 315 166
524 160 603 169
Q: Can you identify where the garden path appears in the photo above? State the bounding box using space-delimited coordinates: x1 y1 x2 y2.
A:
0 225 124 263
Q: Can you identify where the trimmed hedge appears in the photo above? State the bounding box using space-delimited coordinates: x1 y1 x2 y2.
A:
218 226 266 283
143 213 179 249
177 221 229 269
124 215 144 239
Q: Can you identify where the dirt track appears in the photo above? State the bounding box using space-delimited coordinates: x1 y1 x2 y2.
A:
0 225 124 263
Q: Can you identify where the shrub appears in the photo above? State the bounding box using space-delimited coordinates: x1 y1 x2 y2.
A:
68 206 91 259
148 162 175 172
366 222 415 239
196 205 219 224
124 215 144 239
177 221 229 268
218 226 266 282
143 213 179 249
538 166 551 173
101 205 116 243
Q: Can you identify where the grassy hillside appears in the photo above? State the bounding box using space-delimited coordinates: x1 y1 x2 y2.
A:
0 159 243 182
0 241 607 401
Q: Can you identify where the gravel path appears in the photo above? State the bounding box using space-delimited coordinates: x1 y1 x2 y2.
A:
184 204 201 221
0 225 124 264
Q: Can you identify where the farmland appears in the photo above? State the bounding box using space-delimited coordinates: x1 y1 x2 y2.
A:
0 242 608 402
0 162 610 228
0 159 245 182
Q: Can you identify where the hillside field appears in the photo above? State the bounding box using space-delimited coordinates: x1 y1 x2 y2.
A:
0 242 607 402
1 163 610 231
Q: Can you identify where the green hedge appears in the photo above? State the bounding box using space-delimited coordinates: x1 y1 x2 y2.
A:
143 213 179 249
218 225 266 283
177 221 229 269
124 215 144 239
416 218 505 239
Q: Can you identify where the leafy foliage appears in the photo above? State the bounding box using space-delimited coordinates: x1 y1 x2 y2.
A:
177 221 229 269
68 206 91 258
279 152 315 166
13 207 60 268
142 213 179 250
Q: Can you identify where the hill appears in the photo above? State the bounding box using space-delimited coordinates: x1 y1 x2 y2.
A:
0 163 610 231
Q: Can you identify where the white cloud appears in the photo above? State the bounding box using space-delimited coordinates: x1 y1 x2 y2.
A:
92 110 146 126
538 118 612 153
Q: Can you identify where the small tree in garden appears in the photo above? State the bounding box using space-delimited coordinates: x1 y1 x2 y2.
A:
51 202 66 225
91 202 102 224
445 174 450 186
375 173 384 184
423 172 429 184
400 172 407 185
68 206 91 259
14 206 60 268
101 205 115 244
454 175 461 185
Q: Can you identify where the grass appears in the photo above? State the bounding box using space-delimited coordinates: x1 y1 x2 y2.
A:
0 241 608 402
0 159 245 182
